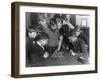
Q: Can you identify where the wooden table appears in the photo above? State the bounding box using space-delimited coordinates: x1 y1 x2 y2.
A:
27 52 89 67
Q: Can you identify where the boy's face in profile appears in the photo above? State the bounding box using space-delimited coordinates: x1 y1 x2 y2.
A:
41 39 48 46
68 35 77 42
39 18 47 26
74 27 81 36
75 30 81 36
29 31 37 38
75 31 80 36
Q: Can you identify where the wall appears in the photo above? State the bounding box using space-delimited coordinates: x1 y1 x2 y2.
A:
76 15 90 27
0 0 100 80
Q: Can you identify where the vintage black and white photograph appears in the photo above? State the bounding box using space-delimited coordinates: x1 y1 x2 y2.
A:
26 13 90 67
11 2 97 78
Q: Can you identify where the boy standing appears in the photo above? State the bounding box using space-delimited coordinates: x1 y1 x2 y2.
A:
36 18 60 56
28 32 49 67
26 27 37 66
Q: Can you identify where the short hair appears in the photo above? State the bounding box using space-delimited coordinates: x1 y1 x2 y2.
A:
26 26 37 37
74 26 81 32
49 18 56 26
61 14 67 20
27 26 36 33
54 14 61 20
35 32 49 41
68 30 76 38
59 24 70 35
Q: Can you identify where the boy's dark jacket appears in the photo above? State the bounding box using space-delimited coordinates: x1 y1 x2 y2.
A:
28 42 45 65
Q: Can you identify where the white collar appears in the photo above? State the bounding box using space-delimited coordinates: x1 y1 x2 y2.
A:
37 41 44 50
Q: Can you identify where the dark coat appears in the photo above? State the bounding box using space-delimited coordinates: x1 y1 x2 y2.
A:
71 38 88 58
26 37 34 56
28 42 46 66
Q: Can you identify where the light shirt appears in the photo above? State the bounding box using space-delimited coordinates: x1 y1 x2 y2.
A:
37 41 44 50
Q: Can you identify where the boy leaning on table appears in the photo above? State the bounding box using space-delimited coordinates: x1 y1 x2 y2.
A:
68 31 89 64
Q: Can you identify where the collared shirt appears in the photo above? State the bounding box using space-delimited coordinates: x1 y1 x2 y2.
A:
37 41 44 50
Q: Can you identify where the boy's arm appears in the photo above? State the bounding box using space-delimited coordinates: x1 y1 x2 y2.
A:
70 49 76 56
80 40 88 58
43 52 49 58
71 39 88 58
57 35 63 51
66 21 75 29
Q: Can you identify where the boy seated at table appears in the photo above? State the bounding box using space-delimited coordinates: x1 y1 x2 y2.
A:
68 32 89 64
28 32 49 67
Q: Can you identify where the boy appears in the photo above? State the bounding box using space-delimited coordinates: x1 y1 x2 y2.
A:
74 26 89 51
68 33 89 64
28 32 49 66
54 14 62 29
36 18 60 56
26 27 37 66
61 14 75 29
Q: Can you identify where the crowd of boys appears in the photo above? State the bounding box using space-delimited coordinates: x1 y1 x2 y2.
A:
26 14 89 67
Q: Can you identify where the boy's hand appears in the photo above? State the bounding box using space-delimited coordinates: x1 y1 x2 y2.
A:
43 52 49 58
71 52 76 56
70 50 76 56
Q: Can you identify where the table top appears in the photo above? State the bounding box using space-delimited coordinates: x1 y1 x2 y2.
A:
35 52 89 67
27 51 89 67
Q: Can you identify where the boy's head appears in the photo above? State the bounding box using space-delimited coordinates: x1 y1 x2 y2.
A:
61 14 70 24
54 14 61 23
68 32 77 42
36 32 49 46
50 18 57 30
54 14 62 29
38 14 47 27
74 26 82 36
28 27 37 39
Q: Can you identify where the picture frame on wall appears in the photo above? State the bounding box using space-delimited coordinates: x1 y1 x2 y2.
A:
11 2 98 78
